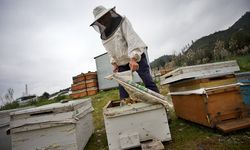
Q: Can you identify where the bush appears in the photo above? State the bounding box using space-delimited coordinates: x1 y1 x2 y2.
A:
0 101 19 110
54 95 70 102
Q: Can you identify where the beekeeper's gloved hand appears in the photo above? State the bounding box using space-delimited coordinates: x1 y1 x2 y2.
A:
129 58 139 72
112 63 119 73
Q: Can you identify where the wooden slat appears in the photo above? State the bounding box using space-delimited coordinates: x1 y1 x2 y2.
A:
216 118 250 133
141 140 164 150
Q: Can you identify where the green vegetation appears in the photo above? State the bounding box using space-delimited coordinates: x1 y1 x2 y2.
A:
150 55 172 69
167 109 250 150
0 95 71 110
188 12 250 58
235 53 250 72
84 88 250 150
0 101 20 110
85 89 119 150
1 86 249 149
1 11 250 149
150 11 250 71
87 90 250 150
30 95 70 107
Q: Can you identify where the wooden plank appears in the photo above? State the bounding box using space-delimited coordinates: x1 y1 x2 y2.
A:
141 140 165 150
216 118 250 133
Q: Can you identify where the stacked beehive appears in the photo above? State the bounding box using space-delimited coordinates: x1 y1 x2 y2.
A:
160 60 250 133
71 73 87 99
85 72 99 96
71 72 99 99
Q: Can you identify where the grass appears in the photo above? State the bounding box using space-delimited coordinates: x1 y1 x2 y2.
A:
84 89 119 150
8 85 247 150
235 53 250 72
1 54 250 149
2 88 249 150
167 111 250 150
84 87 250 150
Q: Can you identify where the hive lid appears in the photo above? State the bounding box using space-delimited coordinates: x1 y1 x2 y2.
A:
235 71 250 77
161 60 240 85
0 107 34 127
235 71 250 83
10 98 92 116
0 109 20 127
9 98 93 132
103 101 164 118
169 83 241 96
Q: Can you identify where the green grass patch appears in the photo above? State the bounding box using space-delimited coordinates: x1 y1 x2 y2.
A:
84 89 119 150
0 101 20 110
84 88 250 150
1 86 250 150
235 53 250 72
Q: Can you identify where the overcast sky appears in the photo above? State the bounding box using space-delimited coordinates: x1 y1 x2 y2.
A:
0 0 249 101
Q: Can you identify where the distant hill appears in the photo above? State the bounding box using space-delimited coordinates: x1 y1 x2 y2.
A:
150 55 172 69
187 11 250 55
151 11 250 69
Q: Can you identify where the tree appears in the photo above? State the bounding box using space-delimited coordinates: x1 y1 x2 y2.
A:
0 96 4 106
213 40 230 61
41 92 50 99
0 88 19 110
4 88 14 103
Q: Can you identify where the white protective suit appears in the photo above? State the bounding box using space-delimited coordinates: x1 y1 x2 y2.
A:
102 17 147 66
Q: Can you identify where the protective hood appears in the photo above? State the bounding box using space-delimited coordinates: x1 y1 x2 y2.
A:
91 10 123 40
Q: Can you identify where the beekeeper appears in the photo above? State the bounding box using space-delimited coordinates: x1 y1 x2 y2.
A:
90 5 159 99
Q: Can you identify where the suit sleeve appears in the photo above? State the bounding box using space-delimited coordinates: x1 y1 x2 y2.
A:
122 18 147 62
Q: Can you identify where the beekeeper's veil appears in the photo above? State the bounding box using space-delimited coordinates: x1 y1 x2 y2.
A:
90 6 123 40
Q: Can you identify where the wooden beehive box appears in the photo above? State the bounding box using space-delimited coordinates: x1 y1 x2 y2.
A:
86 79 98 88
71 81 86 91
85 72 97 80
72 73 85 84
170 84 250 133
103 101 171 150
87 87 98 96
70 89 87 99
9 98 94 150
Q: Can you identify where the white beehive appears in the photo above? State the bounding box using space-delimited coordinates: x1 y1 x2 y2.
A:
9 98 94 150
0 107 33 150
103 101 171 150
0 109 20 150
